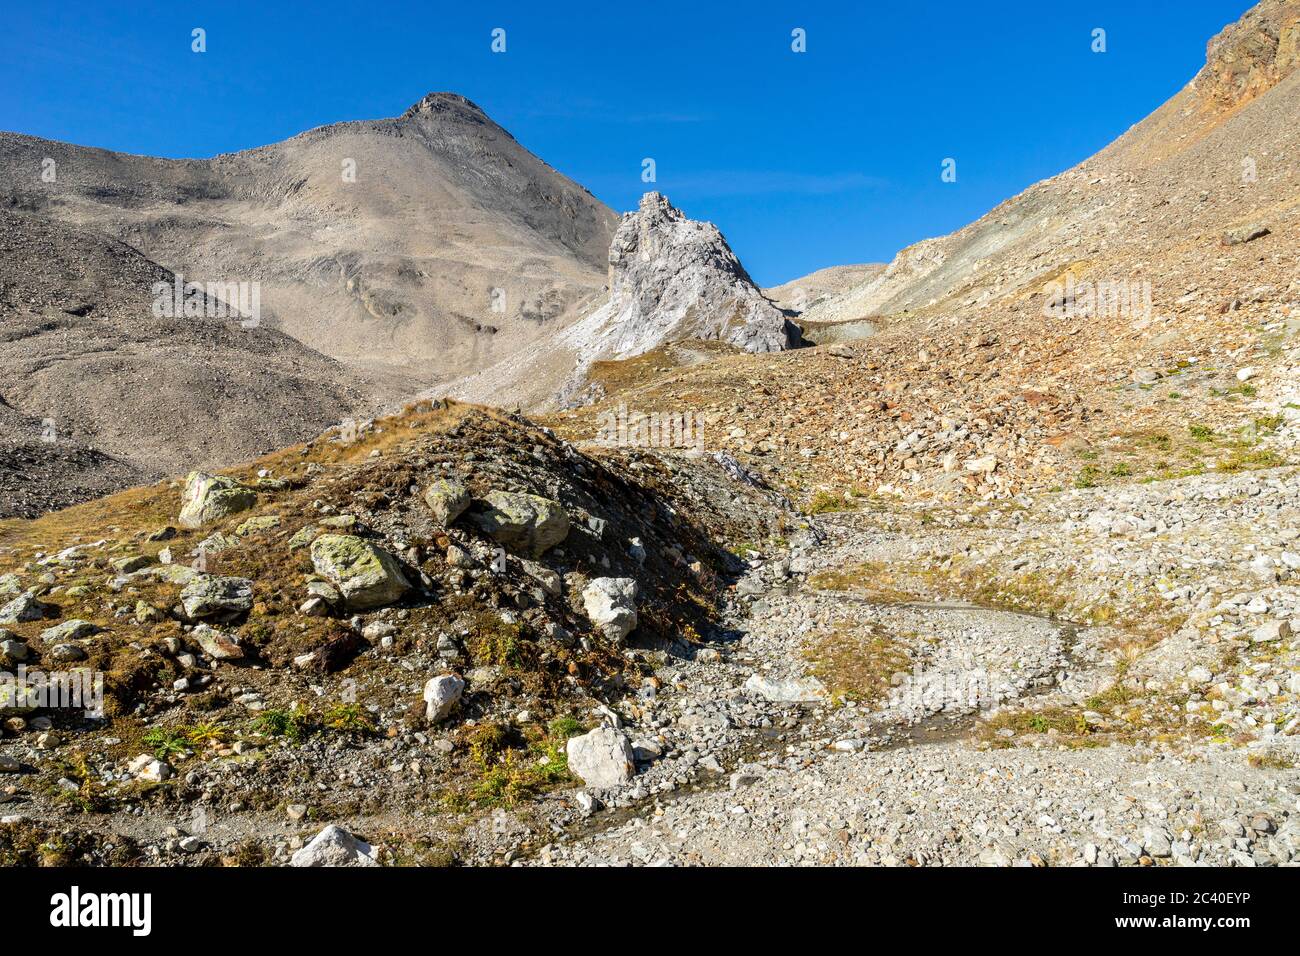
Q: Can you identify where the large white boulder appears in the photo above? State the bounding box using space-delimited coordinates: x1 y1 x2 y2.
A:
581 577 639 643
289 824 378 867
423 674 465 723
566 726 635 788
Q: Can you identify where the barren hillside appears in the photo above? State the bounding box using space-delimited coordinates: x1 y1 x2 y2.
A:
0 210 364 517
805 0 1299 329
0 93 617 393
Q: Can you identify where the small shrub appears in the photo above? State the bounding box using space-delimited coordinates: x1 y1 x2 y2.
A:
807 490 854 515
142 728 190 760
251 705 314 742
320 703 376 735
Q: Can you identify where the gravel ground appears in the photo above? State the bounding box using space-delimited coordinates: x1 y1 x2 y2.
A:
529 468 1300 867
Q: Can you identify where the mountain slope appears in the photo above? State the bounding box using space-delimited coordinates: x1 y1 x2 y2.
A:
804 0 1299 329
0 93 618 393
763 263 885 314
548 0 1299 506
0 209 364 517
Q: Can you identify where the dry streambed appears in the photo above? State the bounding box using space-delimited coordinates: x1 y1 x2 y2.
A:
538 491 1300 867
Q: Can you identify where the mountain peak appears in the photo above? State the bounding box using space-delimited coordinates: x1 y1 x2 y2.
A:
400 91 491 122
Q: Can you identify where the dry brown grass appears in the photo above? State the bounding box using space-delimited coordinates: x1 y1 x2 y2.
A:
802 624 910 705
0 400 471 565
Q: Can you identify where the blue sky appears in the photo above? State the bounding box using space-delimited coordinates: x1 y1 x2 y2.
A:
1 0 1255 286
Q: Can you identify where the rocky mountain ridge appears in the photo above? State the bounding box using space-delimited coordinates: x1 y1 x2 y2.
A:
438 191 799 409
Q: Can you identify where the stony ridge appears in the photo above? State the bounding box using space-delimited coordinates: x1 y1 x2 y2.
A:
438 191 799 410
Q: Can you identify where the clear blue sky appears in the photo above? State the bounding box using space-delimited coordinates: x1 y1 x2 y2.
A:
0 0 1255 286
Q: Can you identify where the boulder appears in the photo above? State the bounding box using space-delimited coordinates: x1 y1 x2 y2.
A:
743 673 826 703
289 824 378 867
192 624 244 660
468 491 569 558
180 575 254 619
1252 619 1292 643
235 515 282 536
521 560 562 596
299 596 329 617
566 726 635 788
288 525 321 550
310 535 411 610
178 471 257 529
0 592 57 625
0 684 40 715
127 755 171 783
583 192 796 357
142 564 204 586
1221 224 1270 246
581 577 639 643
135 601 165 624
422 674 466 723
306 579 342 605
319 514 359 530
39 619 100 643
47 643 88 663
422 478 471 528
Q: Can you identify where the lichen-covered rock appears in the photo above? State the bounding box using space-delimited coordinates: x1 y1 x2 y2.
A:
111 554 151 574
468 491 569 558
134 601 165 624
180 575 254 619
139 564 205 586
39 619 101 643
178 471 257 529
192 624 244 660
235 515 282 536
194 532 238 556
288 525 321 550
310 535 411 610
0 574 21 598
0 684 40 714
566 726 635 788
0 591 57 625
521 560 563 596
422 478 471 528
306 579 342 605
47 643 88 663
319 514 359 530
582 577 639 643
